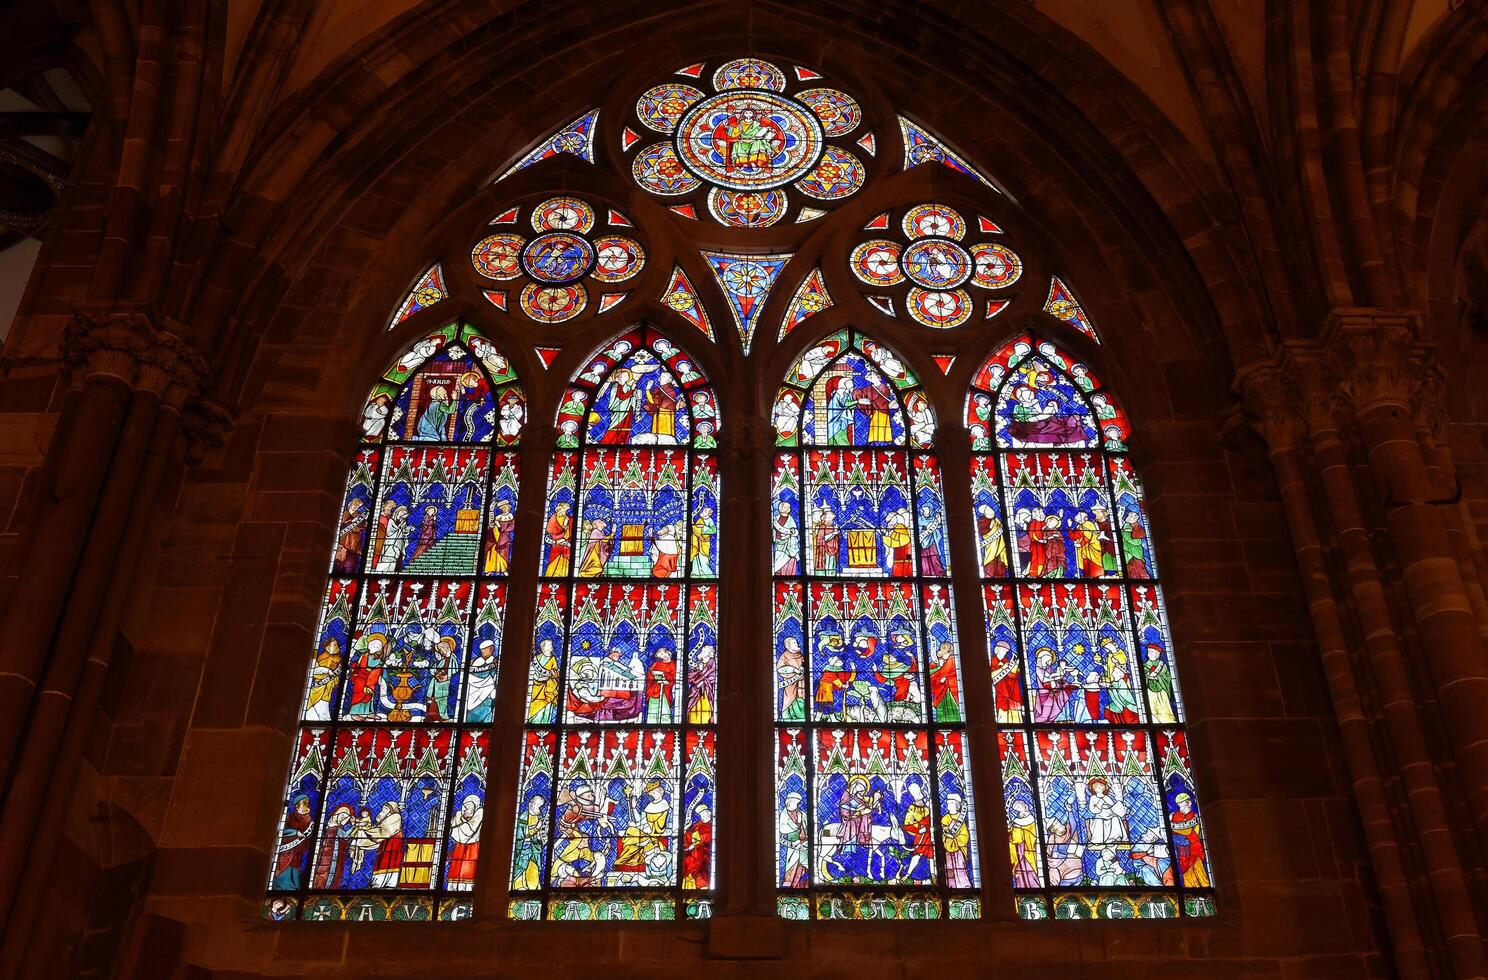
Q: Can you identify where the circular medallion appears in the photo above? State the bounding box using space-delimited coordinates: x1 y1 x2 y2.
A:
675 91 824 191
590 236 646 283
795 146 865 200
470 234 525 280
907 287 973 328
521 282 588 323
903 203 966 240
664 282 702 317
850 239 904 286
796 87 861 136
901 237 972 289
707 187 788 228
531 196 595 233
712 58 787 92
636 83 705 134
521 232 594 284
970 242 1022 289
721 259 775 300
633 143 703 196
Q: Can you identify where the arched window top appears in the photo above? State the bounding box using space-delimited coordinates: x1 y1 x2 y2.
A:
963 332 1214 921
773 329 934 448
361 322 524 446
266 326 526 922
557 327 719 450
965 332 1130 454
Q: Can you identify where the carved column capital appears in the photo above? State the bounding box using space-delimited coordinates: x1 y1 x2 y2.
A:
1319 309 1437 416
1234 363 1307 452
62 306 208 408
179 396 237 464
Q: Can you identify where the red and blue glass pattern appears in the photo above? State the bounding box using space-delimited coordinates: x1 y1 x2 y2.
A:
470 197 643 325
387 264 448 331
625 58 874 226
496 108 600 181
1044 276 1101 344
772 328 981 921
967 331 1212 920
897 116 997 191
701 251 792 355
265 324 524 921
511 327 720 920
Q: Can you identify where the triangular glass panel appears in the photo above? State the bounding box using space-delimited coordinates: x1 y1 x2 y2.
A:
932 354 956 374
481 289 508 311
495 108 599 181
598 292 627 313
898 115 997 191
987 298 1012 320
670 203 698 219
676 63 705 78
661 265 715 340
865 295 895 317
1043 277 1099 342
863 211 890 231
388 264 447 330
779 267 834 341
489 206 519 225
608 209 632 227
793 66 823 81
535 347 561 369
701 251 792 355
621 127 641 152
977 215 1003 234
857 132 877 156
796 207 827 222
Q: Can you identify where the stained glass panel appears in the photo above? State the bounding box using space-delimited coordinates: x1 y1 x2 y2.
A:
967 331 1213 918
513 327 719 919
773 328 979 918
266 325 521 920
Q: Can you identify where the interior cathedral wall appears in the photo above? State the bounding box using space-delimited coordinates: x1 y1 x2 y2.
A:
0 1 1485 976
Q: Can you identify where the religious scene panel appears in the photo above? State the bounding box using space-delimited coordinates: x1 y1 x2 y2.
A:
968 332 1213 919
772 328 980 920
511 327 719 919
1001 452 1120 581
267 325 521 921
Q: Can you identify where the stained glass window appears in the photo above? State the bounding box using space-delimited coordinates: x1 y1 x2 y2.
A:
624 59 871 227
470 196 644 324
264 323 524 922
966 331 1213 920
771 329 980 921
510 327 719 921
849 202 1022 330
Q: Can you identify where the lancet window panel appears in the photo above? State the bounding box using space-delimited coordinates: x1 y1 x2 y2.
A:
966 330 1213 921
771 328 980 922
264 322 526 922
510 326 719 922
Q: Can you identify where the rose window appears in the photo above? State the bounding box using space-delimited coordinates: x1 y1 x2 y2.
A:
623 58 874 227
850 202 1023 329
469 196 645 324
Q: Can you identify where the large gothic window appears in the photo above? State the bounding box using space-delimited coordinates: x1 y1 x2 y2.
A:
770 329 980 920
266 323 524 921
967 332 1214 919
265 53 1215 928
510 328 720 921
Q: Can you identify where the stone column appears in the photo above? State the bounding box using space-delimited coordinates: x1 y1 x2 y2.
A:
933 422 1014 922
1236 366 1433 980
708 415 783 956
0 307 209 967
477 427 553 920
1326 314 1488 845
